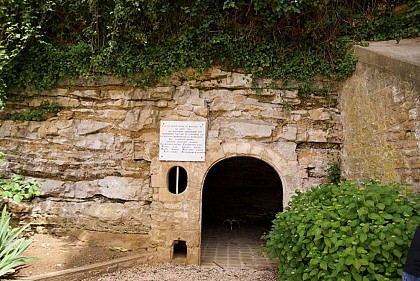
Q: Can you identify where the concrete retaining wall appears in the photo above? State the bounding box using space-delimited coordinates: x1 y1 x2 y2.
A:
341 39 420 192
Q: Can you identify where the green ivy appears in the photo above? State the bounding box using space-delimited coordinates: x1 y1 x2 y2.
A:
353 0 420 42
6 101 62 121
262 180 420 281
0 0 419 102
327 162 342 185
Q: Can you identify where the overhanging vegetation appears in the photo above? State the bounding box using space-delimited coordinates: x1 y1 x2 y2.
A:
0 0 419 104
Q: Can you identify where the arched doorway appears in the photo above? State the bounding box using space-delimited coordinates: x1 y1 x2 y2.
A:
200 156 283 267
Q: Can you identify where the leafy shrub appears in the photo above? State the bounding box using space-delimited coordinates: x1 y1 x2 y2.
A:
262 181 420 281
0 206 36 277
0 175 41 202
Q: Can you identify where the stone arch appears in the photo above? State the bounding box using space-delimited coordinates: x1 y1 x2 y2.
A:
201 141 300 208
149 140 300 265
201 156 283 226
199 141 298 266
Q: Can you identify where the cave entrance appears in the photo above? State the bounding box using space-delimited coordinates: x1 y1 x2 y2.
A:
200 156 282 267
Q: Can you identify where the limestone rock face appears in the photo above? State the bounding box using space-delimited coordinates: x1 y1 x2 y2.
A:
30 198 150 234
0 68 343 263
0 42 415 265
120 108 156 131
218 121 275 139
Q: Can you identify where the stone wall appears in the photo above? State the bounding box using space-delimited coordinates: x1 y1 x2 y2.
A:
341 40 420 192
0 68 341 263
0 40 417 264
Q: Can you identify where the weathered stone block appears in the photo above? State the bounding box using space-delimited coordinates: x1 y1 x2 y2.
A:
106 90 132 100
275 142 297 161
57 97 80 107
193 106 208 117
176 105 193 112
72 90 100 99
76 120 110 135
279 125 297 141
39 179 66 196
210 96 236 111
119 108 155 131
177 110 192 117
219 121 274 139
74 133 115 150
97 176 143 200
308 108 331 120
190 97 205 106
307 129 328 142
0 121 13 138
157 100 169 107
72 177 145 201
132 87 175 101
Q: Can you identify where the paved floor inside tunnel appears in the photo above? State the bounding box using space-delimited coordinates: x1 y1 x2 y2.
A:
200 225 278 269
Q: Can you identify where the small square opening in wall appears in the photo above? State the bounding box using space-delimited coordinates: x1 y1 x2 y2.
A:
173 240 187 259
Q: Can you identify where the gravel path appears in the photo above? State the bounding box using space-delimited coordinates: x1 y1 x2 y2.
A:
82 264 278 281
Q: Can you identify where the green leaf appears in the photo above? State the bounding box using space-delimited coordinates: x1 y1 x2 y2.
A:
357 247 367 254
359 258 369 266
392 248 402 258
360 233 367 242
12 194 22 202
377 203 385 210
351 270 363 281
368 213 380 220
320 261 327 270
370 240 381 247
325 237 332 248
345 256 354 265
0 206 37 277
364 200 375 208
353 259 362 270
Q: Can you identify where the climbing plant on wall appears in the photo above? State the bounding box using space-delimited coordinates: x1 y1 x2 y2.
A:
0 0 419 104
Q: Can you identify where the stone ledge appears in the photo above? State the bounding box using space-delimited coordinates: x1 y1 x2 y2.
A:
354 38 420 86
16 253 148 281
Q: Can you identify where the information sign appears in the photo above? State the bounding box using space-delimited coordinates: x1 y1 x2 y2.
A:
159 121 206 161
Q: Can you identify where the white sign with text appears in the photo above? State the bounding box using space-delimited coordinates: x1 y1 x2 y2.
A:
159 121 207 161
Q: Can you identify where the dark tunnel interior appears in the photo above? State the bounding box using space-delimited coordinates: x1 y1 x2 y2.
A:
202 156 283 229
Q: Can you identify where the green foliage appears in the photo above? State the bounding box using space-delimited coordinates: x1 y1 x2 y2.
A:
0 0 51 101
353 0 420 42
262 181 420 281
7 101 62 121
327 162 341 185
0 175 41 202
0 206 36 277
0 0 419 102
